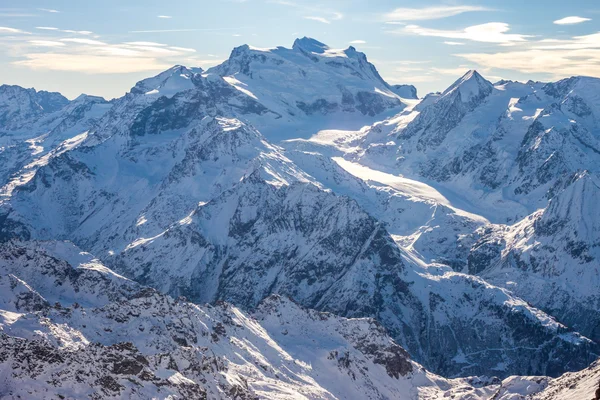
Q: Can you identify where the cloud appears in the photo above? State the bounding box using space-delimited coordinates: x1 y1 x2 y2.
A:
35 27 94 35
38 8 60 13
384 5 490 22
554 16 591 25
7 34 202 74
61 38 106 45
28 40 66 47
129 27 247 33
350 40 366 44
125 41 167 47
532 33 600 50
158 15 172 19
14 53 171 74
170 47 196 52
444 41 465 46
268 0 342 24
0 27 30 35
431 66 474 75
304 16 330 24
399 23 531 44
456 33 600 78
458 49 600 77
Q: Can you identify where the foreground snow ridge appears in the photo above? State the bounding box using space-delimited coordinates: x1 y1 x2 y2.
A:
0 37 599 399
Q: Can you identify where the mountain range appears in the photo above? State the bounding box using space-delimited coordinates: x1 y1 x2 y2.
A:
0 37 599 399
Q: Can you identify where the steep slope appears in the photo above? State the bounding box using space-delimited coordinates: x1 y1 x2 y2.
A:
111 173 596 378
0 93 111 199
1 240 597 400
468 172 600 342
0 241 457 399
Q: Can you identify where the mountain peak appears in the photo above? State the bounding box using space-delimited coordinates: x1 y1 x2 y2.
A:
442 69 493 103
130 64 199 98
292 37 330 54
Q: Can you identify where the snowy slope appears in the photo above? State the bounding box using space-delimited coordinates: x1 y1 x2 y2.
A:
468 171 600 342
0 240 597 400
0 241 463 399
0 92 111 200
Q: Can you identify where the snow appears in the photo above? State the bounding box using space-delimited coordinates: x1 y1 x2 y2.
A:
332 157 488 223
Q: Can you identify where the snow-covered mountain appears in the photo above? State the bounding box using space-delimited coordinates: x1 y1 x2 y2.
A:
1 83 596 379
468 171 600 342
0 90 111 201
0 240 597 400
350 72 600 223
1 38 600 398
207 37 410 139
0 85 69 132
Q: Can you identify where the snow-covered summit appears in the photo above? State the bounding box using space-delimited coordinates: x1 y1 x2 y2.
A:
130 65 203 99
441 70 493 103
206 37 408 138
292 36 330 53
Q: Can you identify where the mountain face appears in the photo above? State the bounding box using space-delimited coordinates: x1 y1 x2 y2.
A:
0 240 596 400
468 172 600 342
0 85 69 132
0 91 111 203
1 37 600 398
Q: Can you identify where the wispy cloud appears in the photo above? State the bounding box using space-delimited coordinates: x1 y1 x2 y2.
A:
456 32 600 79
38 8 60 13
15 53 171 74
125 41 167 47
28 40 66 47
61 38 106 45
304 16 330 24
36 27 94 35
129 27 247 33
350 40 366 44
444 41 465 46
6 33 202 74
553 16 591 25
158 15 172 19
384 5 490 22
0 27 30 34
269 0 343 24
397 23 531 44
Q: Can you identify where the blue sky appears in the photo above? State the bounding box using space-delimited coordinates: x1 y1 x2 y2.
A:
1 0 599 99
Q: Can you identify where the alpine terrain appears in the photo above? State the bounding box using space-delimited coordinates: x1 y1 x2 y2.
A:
0 37 599 399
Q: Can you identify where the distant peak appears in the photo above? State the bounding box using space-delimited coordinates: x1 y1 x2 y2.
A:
442 69 493 101
391 84 418 100
292 37 330 54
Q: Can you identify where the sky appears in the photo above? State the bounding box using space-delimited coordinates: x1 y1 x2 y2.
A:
1 0 599 99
